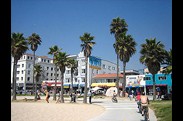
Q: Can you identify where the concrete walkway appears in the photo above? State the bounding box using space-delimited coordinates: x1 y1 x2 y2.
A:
88 96 157 121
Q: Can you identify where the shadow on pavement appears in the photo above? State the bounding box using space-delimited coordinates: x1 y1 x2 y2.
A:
91 101 104 103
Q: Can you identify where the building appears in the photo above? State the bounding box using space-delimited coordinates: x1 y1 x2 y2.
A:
11 51 118 93
91 73 123 89
144 73 172 94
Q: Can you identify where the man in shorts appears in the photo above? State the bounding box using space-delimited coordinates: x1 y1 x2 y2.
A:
140 92 150 120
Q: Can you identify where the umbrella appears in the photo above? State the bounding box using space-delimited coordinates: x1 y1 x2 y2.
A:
105 87 117 96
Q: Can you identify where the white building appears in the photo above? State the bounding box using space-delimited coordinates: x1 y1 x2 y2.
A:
11 51 118 93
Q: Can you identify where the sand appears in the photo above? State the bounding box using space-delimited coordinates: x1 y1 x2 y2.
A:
11 97 105 121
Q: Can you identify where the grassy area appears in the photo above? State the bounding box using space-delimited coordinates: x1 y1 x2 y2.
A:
149 100 172 121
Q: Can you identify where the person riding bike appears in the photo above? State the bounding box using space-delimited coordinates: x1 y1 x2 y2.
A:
136 91 141 113
112 90 117 102
140 92 150 120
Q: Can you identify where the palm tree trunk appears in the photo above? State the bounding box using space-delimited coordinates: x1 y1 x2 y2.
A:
83 57 88 103
33 51 35 95
116 54 120 97
122 61 126 97
152 74 156 100
53 65 57 101
60 73 64 103
12 60 18 101
34 77 38 101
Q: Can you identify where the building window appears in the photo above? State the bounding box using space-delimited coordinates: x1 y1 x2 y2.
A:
47 67 49 70
16 77 19 81
22 70 23 74
82 69 85 73
66 78 70 83
66 70 70 74
24 56 25 59
31 57 32 60
108 66 111 70
144 77 151 80
158 76 166 80
51 67 53 71
102 64 106 69
17 64 20 68
97 70 99 74
51 73 53 76
47 73 49 76
75 78 77 82
21 77 23 81
48 60 50 63
17 71 20 74
28 70 30 75
82 78 85 82
112 67 115 70
28 64 31 68
27 56 29 59
27 77 30 81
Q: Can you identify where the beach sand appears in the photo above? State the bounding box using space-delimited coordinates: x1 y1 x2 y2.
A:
11 97 105 121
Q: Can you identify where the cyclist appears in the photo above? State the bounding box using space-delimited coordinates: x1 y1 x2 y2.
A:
112 90 117 102
136 91 141 113
140 92 150 120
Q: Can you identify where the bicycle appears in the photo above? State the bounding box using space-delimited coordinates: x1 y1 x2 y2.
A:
112 96 118 103
143 106 149 121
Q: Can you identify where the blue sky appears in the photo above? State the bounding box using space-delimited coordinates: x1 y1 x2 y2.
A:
11 0 172 71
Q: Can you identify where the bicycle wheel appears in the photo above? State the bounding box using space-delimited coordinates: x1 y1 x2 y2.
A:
144 107 148 121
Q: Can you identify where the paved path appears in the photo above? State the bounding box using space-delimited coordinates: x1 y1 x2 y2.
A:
88 97 157 121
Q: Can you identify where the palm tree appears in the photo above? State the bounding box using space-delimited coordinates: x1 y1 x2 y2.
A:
117 33 137 96
162 49 172 74
27 33 42 98
80 32 96 103
67 58 78 93
55 51 70 103
11 32 28 101
110 17 128 97
140 38 166 100
34 64 42 101
48 45 61 100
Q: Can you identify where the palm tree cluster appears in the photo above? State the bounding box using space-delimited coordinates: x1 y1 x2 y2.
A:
11 17 171 102
11 32 42 101
139 38 169 100
110 17 171 100
110 17 137 97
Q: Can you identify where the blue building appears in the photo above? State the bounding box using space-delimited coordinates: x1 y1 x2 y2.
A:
144 73 172 94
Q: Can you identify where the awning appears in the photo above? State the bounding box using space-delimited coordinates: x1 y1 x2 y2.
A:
126 85 144 88
146 84 167 86
91 83 115 87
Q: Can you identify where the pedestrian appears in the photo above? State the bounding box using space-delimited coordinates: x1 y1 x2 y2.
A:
44 90 50 103
88 90 92 104
128 90 133 101
37 90 41 100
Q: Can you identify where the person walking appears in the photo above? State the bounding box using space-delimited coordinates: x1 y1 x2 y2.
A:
128 90 133 101
44 90 50 103
88 90 92 104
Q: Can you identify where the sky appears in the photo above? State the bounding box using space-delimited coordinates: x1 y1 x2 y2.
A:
11 0 172 71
